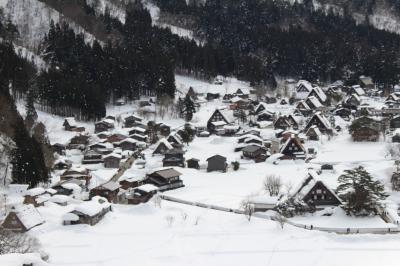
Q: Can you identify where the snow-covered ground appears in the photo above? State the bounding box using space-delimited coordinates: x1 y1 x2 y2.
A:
6 74 400 265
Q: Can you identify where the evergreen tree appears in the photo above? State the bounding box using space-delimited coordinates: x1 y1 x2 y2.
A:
183 94 196 121
336 166 388 216
25 89 38 126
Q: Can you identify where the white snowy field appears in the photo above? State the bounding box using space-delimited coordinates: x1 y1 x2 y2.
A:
19 201 400 266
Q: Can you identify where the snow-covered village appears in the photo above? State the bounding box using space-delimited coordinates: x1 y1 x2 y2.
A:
3 0 400 266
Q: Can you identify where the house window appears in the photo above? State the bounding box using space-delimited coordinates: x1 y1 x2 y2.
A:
316 189 322 194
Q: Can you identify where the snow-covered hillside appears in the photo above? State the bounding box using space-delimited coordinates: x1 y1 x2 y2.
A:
0 0 97 50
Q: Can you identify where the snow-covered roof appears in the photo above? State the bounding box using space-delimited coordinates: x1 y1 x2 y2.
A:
8 184 29 194
104 153 122 159
296 100 310 110
311 86 327 102
219 109 235 124
249 195 278 205
64 117 77 127
95 181 120 191
49 195 71 204
307 96 322 108
314 112 332 130
230 96 246 103
136 184 159 193
306 125 322 137
73 196 110 217
24 187 45 197
14 204 44 230
236 88 250 95
352 85 365 96
296 80 313 93
62 212 79 222
212 121 227 127
155 138 173 150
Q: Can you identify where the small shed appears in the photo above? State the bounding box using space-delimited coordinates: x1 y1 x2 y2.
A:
104 154 122 168
206 155 227 172
187 158 200 169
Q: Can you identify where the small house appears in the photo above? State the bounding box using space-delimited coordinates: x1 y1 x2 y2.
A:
90 181 120 203
305 125 322 141
125 184 159 205
63 117 77 131
294 171 341 208
351 126 380 142
68 134 89 149
273 116 292 130
349 85 365 96
186 158 200 169
248 195 278 212
124 115 143 128
23 188 50 207
280 135 306 160
254 102 268 114
304 113 332 134
52 179 84 196
82 150 103 164
307 87 327 104
60 166 91 183
305 96 323 109
104 153 122 168
257 110 274 121
206 155 228 172
153 138 173 155
359 76 374 91
1 205 44 232
158 123 171 136
207 108 235 132
162 149 185 168
390 115 400 129
63 196 111 226
95 119 114 133
242 145 267 162
119 138 137 151
146 168 184 191
119 175 146 190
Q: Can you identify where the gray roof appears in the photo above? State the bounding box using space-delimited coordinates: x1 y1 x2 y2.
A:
149 168 182 179
242 145 263 153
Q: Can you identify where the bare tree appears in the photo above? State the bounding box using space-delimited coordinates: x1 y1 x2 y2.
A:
0 229 40 255
263 174 282 196
152 193 162 208
165 215 175 227
240 198 255 221
273 213 287 229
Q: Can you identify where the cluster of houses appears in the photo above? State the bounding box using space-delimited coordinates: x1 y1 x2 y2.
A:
6 74 400 232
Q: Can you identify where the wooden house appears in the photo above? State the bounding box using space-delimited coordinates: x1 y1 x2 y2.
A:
125 184 159 205
68 134 89 149
52 179 84 196
153 138 173 155
63 117 77 131
242 145 267 162
254 102 268 114
107 133 127 143
280 135 306 160
305 96 323 109
305 125 322 141
295 80 313 99
296 100 311 112
130 133 148 142
119 175 146 190
390 115 400 129
95 119 114 133
163 149 185 167
206 155 228 172
63 196 111 226
294 171 341 208
207 108 235 132
1 205 44 232
90 181 120 203
124 115 143 128
104 154 122 168
304 113 332 134
345 93 361 108
307 87 327 104
82 150 103 164
333 107 352 119
167 134 183 147
235 88 250 99
60 167 91 183
273 116 291 130
359 76 374 91
129 126 147 136
146 168 184 191
187 158 200 169
23 188 49 207
351 126 380 142
257 110 274 121
349 85 365 96
119 138 137 151
206 92 220 100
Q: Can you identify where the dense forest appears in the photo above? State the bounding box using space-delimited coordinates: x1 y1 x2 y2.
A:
154 0 400 86
0 20 49 187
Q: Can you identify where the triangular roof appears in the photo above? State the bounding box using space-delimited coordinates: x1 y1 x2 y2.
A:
206 154 227 161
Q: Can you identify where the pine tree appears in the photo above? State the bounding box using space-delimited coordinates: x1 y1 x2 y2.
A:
177 97 185 118
336 166 388 216
25 89 37 128
183 94 196 121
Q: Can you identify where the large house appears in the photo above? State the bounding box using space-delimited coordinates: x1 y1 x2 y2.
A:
280 135 306 160
304 113 333 134
1 205 44 232
293 171 341 208
207 108 235 132
206 155 228 172
63 196 111 226
146 168 184 191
